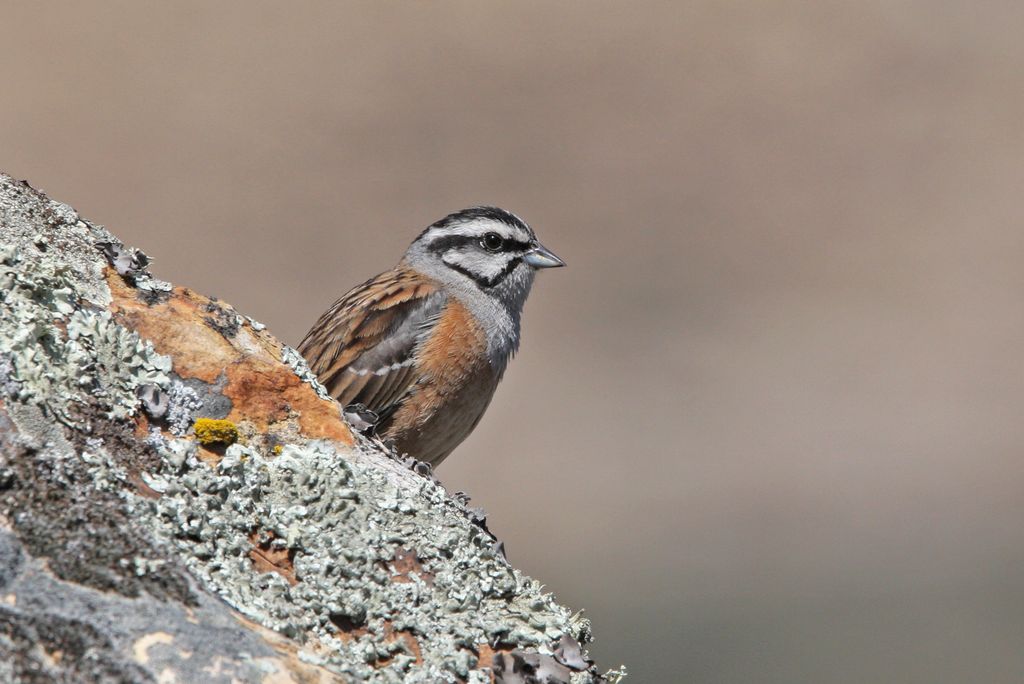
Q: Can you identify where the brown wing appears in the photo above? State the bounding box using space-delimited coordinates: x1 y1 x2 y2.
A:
297 267 446 415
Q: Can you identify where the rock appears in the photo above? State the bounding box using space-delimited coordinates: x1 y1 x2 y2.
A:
0 175 618 683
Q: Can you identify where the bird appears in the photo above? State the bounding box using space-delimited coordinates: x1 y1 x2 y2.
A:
297 207 564 467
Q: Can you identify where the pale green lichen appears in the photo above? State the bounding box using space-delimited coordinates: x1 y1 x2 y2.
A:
281 344 332 401
164 378 204 435
66 309 172 420
0 176 173 428
0 178 113 308
145 438 597 682
0 246 171 426
134 273 173 294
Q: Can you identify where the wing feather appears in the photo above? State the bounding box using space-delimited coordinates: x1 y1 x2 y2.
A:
297 268 445 418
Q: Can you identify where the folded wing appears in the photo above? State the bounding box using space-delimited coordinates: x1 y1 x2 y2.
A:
297 268 446 420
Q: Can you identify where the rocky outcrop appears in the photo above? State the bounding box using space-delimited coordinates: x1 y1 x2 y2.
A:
0 175 622 683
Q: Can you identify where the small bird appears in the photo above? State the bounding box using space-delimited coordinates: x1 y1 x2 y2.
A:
298 207 564 467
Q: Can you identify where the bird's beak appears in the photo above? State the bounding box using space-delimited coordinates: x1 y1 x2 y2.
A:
523 243 565 269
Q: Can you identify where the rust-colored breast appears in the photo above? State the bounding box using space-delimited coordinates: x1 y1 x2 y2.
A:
383 298 499 465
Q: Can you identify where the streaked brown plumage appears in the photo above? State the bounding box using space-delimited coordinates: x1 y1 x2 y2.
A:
298 207 563 467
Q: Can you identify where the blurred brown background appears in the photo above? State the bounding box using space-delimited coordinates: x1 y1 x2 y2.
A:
4 2 1024 681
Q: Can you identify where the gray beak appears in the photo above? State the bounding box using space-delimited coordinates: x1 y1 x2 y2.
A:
523 243 565 269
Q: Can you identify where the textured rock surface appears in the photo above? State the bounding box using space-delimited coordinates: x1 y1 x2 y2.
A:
0 174 622 683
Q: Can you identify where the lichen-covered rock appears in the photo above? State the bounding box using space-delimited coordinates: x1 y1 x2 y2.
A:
0 174 622 683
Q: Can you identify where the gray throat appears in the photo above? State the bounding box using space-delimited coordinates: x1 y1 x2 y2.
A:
402 254 534 370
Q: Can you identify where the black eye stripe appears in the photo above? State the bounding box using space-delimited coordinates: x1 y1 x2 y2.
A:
426 235 474 254
502 239 532 252
428 234 531 254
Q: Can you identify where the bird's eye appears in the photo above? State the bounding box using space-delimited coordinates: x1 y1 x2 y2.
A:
480 233 504 252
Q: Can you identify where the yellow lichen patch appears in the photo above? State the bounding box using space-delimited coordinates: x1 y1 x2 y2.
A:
193 418 239 446
272 445 283 455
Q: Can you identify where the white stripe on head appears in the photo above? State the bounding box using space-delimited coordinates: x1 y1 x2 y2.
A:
420 219 531 247
414 206 535 248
